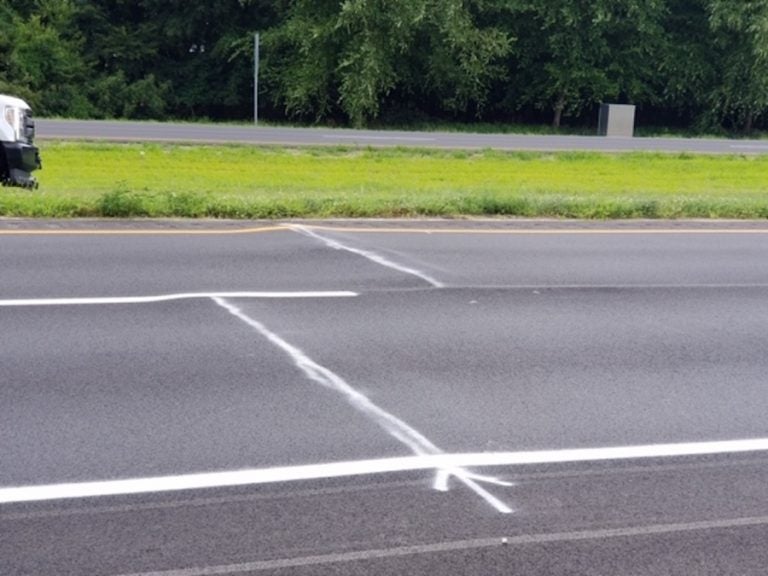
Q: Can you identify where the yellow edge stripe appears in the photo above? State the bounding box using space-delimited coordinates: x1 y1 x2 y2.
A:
300 225 768 235
2 224 768 236
0 226 290 236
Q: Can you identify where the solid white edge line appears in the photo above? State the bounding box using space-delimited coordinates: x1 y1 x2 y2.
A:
3 438 768 504
0 292 358 307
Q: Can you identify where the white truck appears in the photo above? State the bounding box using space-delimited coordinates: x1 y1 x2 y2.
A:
0 94 41 188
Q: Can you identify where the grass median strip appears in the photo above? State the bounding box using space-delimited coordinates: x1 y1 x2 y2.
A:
3 141 768 219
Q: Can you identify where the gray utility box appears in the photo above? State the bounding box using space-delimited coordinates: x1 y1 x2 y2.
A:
598 103 636 137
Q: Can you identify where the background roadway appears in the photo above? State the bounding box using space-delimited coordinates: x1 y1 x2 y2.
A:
36 119 768 153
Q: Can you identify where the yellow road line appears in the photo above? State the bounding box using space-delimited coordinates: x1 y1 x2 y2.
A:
300 225 768 235
3 223 768 236
0 226 289 236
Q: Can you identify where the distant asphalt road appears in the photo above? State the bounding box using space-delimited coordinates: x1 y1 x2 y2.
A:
3 220 768 575
36 118 768 153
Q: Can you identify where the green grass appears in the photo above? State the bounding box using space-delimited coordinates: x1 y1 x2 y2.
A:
3 141 768 218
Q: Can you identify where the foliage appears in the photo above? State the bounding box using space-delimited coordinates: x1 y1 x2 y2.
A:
707 0 768 132
504 0 666 127
0 0 767 131
1 0 92 115
263 0 510 125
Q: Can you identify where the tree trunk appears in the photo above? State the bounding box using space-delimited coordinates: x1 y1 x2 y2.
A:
745 110 754 134
552 95 566 129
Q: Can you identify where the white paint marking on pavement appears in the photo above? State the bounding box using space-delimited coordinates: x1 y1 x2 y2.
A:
2 437 768 505
113 515 768 575
0 292 358 307
323 134 436 142
730 144 768 151
212 296 510 513
289 224 444 288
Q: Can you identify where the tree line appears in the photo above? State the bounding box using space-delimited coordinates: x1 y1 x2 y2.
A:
2 0 767 132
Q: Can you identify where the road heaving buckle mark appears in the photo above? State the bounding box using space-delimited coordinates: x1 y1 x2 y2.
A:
5 225 768 513
289 225 445 287
212 296 512 513
0 289 511 512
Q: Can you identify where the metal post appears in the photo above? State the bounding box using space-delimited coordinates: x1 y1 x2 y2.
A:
254 33 260 126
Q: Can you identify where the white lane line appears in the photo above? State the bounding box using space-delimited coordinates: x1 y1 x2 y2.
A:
730 144 768 151
0 292 357 307
114 515 768 575
289 225 444 288
323 135 436 142
0 480 425 521
2 438 768 504
0 457 487 504
212 297 510 513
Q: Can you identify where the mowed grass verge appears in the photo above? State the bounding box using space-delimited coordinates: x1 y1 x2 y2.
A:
3 141 768 218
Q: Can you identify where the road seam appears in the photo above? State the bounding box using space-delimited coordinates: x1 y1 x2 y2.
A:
113 515 768 575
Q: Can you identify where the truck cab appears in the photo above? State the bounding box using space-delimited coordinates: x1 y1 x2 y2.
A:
0 94 42 188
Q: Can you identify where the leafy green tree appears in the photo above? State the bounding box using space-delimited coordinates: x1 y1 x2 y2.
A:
505 0 665 128
707 0 768 132
1 0 92 116
404 0 511 119
0 0 764 133
263 0 510 126
52 0 278 119
0 4 26 97
652 0 718 129
129 0 278 119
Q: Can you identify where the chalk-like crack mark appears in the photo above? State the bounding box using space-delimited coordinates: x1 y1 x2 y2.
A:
212 297 512 513
289 225 445 288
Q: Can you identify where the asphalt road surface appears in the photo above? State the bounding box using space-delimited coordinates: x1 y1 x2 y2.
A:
3 220 768 575
36 118 768 153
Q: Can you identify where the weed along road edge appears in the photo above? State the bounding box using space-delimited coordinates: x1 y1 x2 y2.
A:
3 222 768 575
8 141 768 219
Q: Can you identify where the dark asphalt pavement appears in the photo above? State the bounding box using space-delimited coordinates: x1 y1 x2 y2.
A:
2 221 768 575
36 118 768 153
